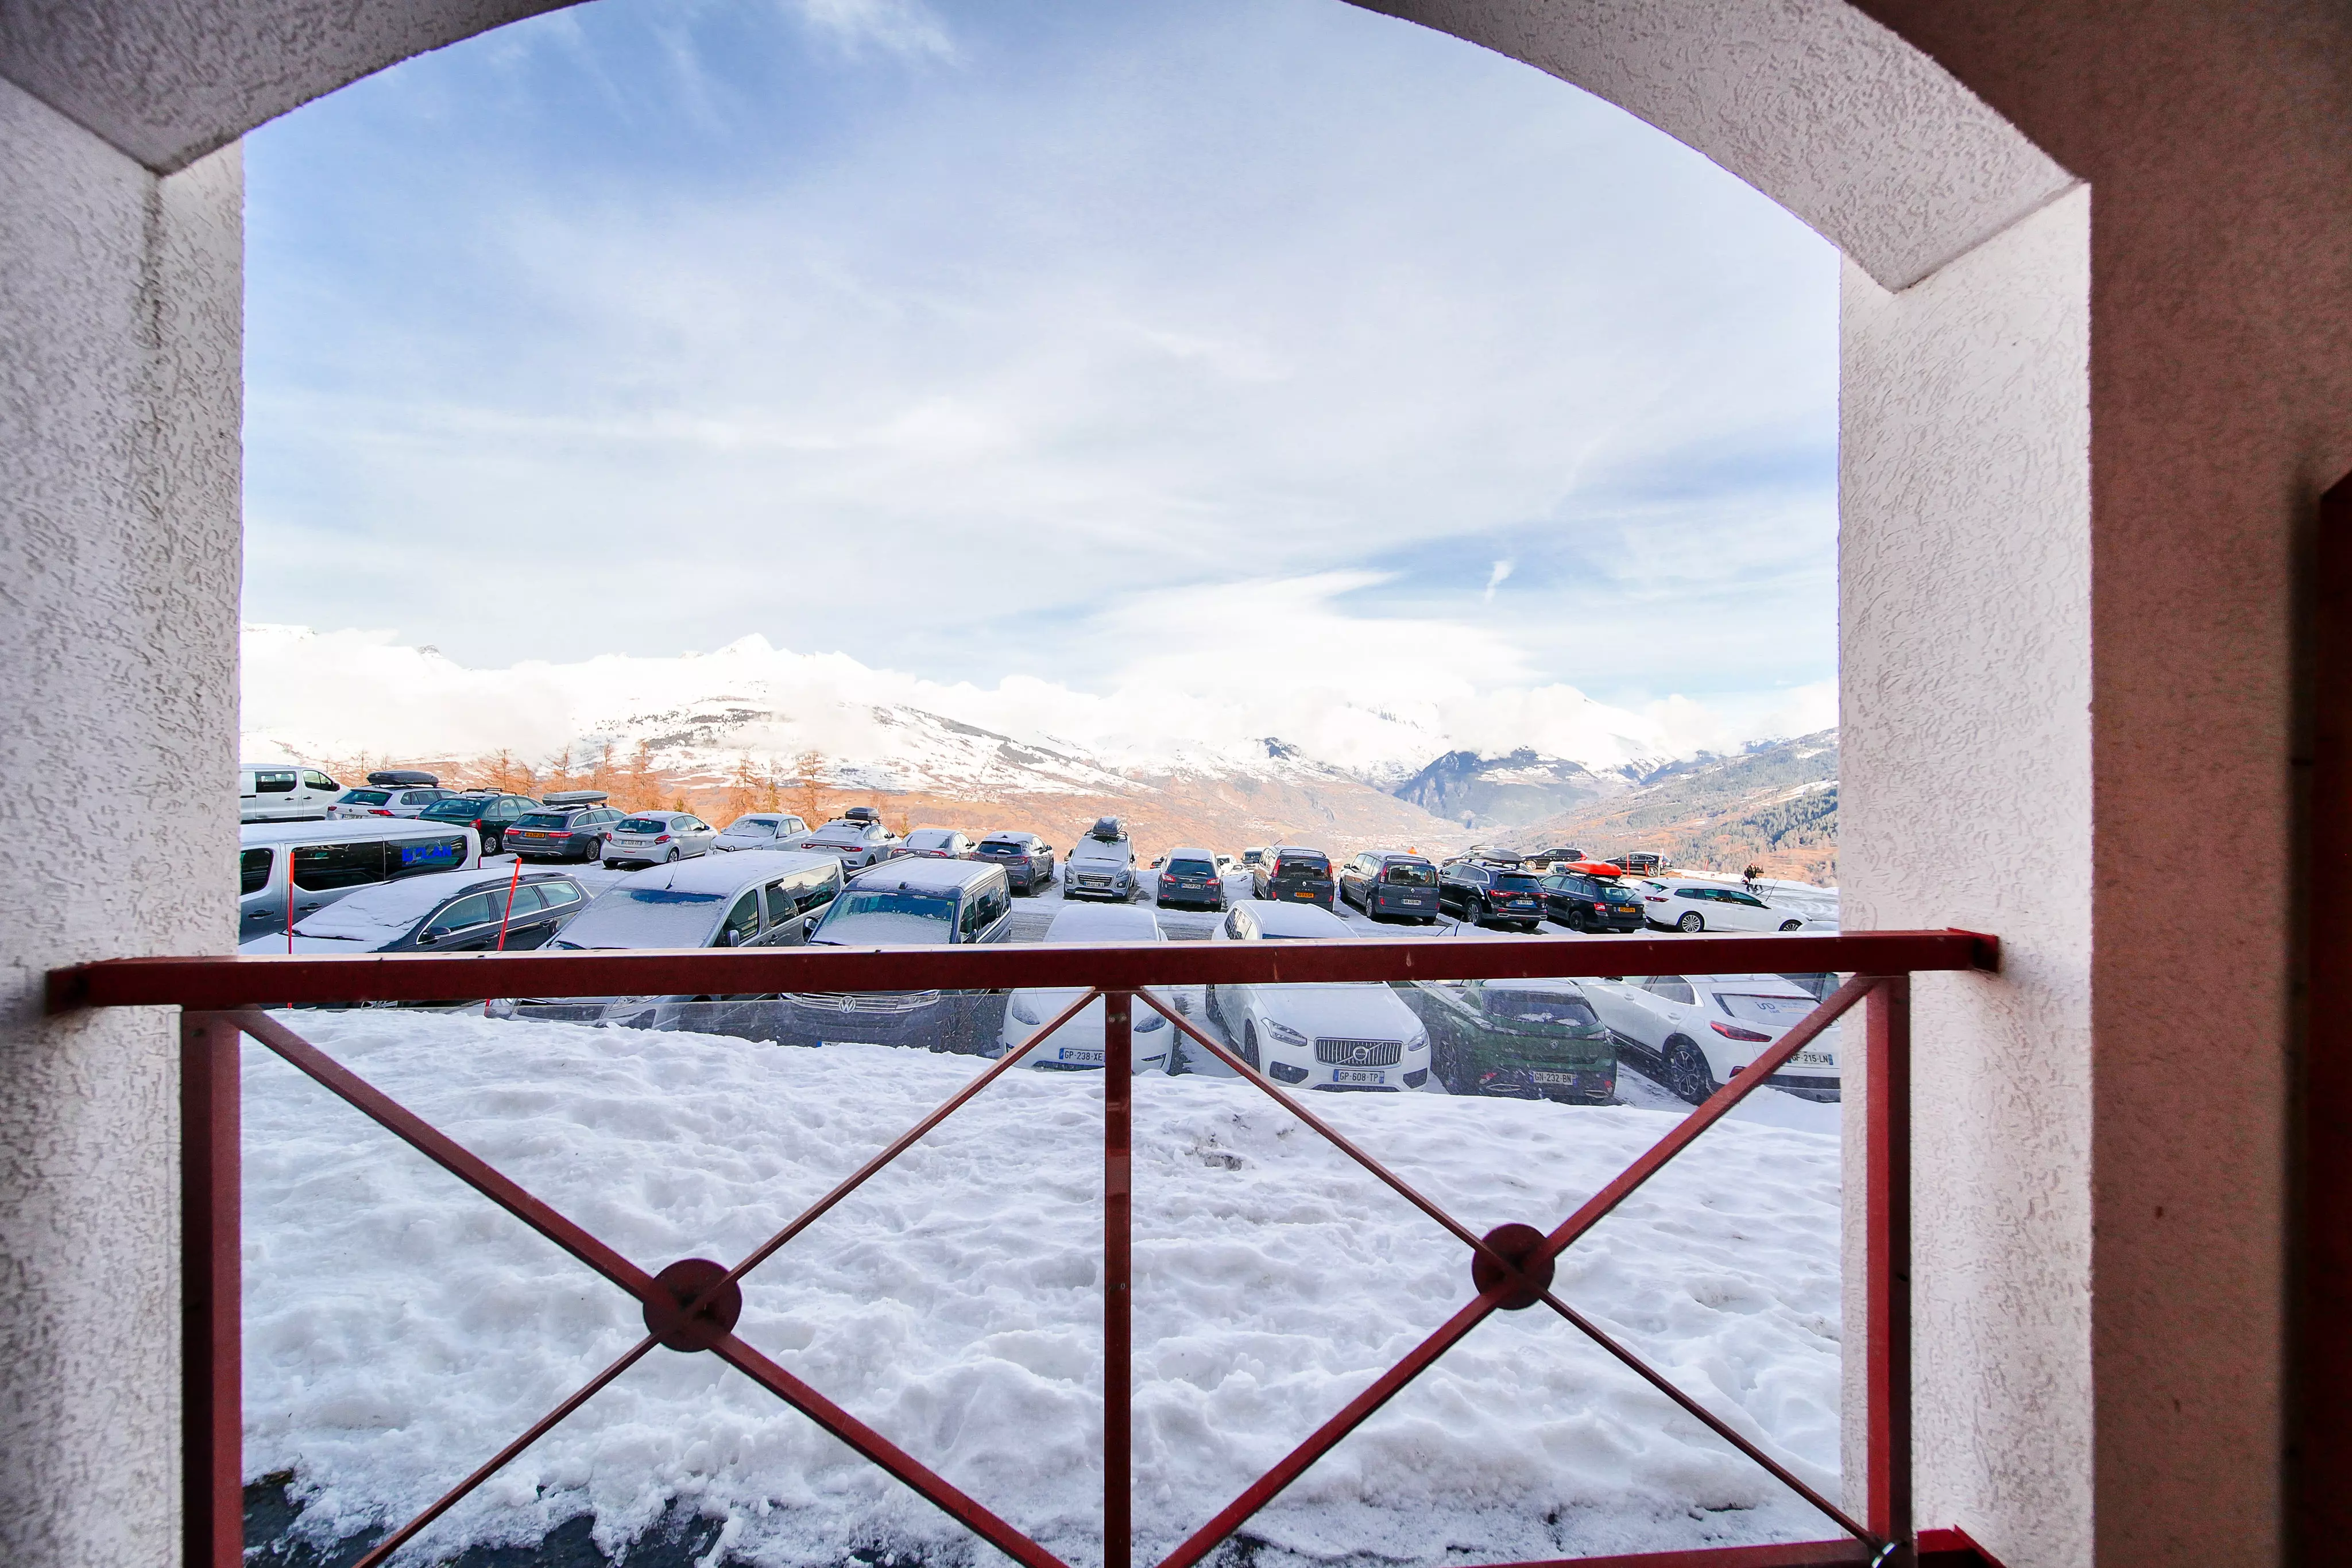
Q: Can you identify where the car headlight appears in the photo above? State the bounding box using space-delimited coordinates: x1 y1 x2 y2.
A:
1263 1018 1309 1047
1137 1012 1167 1032
1405 1032 1428 1052
1009 996 1042 1025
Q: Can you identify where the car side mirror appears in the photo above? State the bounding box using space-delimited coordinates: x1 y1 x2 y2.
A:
721 929 741 947
418 928 445 945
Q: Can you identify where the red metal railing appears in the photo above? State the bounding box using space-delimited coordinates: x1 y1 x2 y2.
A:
51 928 2002 1568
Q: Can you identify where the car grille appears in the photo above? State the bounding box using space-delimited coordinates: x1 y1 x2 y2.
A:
784 991 942 1014
1075 874 1112 886
1315 1037 1402 1066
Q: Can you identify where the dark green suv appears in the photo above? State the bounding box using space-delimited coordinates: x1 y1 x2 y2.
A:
1400 979 1618 1103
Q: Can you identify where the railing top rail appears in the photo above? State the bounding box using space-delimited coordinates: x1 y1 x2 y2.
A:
52 929 1995 1012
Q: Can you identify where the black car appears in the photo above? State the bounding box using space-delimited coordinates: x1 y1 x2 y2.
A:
970 831 1058 893
415 792 541 856
1251 845 1336 908
1440 861 1547 930
505 801 627 863
1155 846 1226 911
1339 852 1442 923
1539 870 1646 932
1398 979 1618 1102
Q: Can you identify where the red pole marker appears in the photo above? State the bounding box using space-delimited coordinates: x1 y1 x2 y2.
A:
493 855 525 952
284 855 295 955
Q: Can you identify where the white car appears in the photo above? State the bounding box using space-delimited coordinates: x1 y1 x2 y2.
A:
1639 878 1815 933
602 811 717 868
902 827 976 860
239 762 345 823
1583 973 1841 1105
786 815 903 868
326 785 451 819
995 903 1175 1071
1204 900 1430 1091
712 813 810 853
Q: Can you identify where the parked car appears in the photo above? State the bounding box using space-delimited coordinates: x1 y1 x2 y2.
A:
1539 869 1646 932
1251 845 1336 909
1205 900 1430 1090
1615 851 1665 876
1240 846 1268 869
776 858 1015 1052
1338 852 1442 922
1439 861 1546 930
1155 846 1226 911
1584 973 1842 1104
1064 818 1140 902
415 792 541 857
786 814 904 869
1214 853 1237 874
238 819 479 943
902 828 976 860
1399 979 1618 1102
970 831 1058 893
239 867 586 955
711 813 811 853
995 903 1175 1071
239 762 345 823
603 811 717 868
326 785 452 819
1639 878 1812 932
506 797 626 862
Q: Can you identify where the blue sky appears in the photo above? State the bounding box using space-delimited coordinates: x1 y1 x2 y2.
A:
242 0 1838 746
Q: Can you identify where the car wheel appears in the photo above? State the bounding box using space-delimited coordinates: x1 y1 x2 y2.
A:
1665 1037 1717 1105
481 833 501 856
664 847 681 864
1779 919 1805 932
1460 901 1480 928
1241 1021 1263 1074
1677 911 1705 933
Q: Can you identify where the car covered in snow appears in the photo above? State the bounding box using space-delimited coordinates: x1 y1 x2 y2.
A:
774 858 1014 1051
711 813 810 853
1154 846 1226 911
238 819 479 942
993 903 1175 1071
970 831 1057 893
602 811 716 868
1338 851 1442 923
1398 979 1617 1102
1205 900 1429 1091
902 827 976 860
1063 818 1140 902
239 866 587 955
786 811 903 869
1583 973 1840 1104
1251 845 1336 909
1637 879 1815 933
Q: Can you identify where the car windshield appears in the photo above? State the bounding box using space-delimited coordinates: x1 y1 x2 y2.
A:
1166 858 1214 876
551 886 722 948
977 839 1026 853
725 819 777 838
618 817 670 833
1382 862 1436 885
1276 854 1329 874
1483 989 1603 1030
1495 873 1544 892
1071 839 1127 864
1601 881 1637 901
515 814 568 830
808 825 868 844
1717 993 1820 1028
906 830 957 849
809 890 957 945
418 800 480 820
341 789 390 804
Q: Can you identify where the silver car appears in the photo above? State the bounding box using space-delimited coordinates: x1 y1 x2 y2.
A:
602 811 716 868
713 813 811 853
785 815 903 869
326 785 452 820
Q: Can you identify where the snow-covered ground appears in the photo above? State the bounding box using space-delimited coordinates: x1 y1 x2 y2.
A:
245 1006 1847 1567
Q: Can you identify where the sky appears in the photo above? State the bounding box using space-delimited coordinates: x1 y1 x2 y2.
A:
242 0 1839 762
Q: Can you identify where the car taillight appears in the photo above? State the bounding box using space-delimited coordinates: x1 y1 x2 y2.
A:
1592 901 1607 911
1711 1020 1772 1043
655 834 671 843
370 809 394 816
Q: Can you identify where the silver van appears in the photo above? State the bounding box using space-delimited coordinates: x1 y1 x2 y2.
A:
238 819 481 942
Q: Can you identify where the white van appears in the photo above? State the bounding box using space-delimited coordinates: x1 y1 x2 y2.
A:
240 761 346 823
239 818 482 943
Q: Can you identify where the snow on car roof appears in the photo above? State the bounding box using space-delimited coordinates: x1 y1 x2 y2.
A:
241 818 469 846
1162 846 1214 860
848 857 1005 892
617 850 839 896
291 869 543 935
904 828 962 846
1043 904 1164 942
1244 900 1352 938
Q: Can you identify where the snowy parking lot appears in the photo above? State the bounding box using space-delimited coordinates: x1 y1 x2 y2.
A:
245 1009 1846 1568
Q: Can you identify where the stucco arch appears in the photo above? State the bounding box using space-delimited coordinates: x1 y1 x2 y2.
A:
16 5 2343 1568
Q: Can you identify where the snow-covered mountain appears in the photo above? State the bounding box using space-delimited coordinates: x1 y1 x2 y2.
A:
1390 748 1657 830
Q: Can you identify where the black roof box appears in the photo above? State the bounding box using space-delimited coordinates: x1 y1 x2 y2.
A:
366 769 439 787
1089 815 1126 841
842 806 882 823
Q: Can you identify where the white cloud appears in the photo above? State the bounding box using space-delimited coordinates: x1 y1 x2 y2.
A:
789 0 954 60
1482 559 1515 602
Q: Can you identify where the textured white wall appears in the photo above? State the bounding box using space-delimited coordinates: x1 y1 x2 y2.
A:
0 75 241 1566
1840 187 2094 1568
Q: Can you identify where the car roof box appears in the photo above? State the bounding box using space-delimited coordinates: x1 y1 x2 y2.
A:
366 769 439 787
542 789 608 806
1089 816 1126 841
841 806 882 823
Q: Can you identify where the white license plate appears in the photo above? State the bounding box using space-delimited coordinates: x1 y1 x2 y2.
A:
1530 1070 1580 1085
1061 1048 1105 1064
1792 1051 1833 1066
1332 1067 1384 1085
